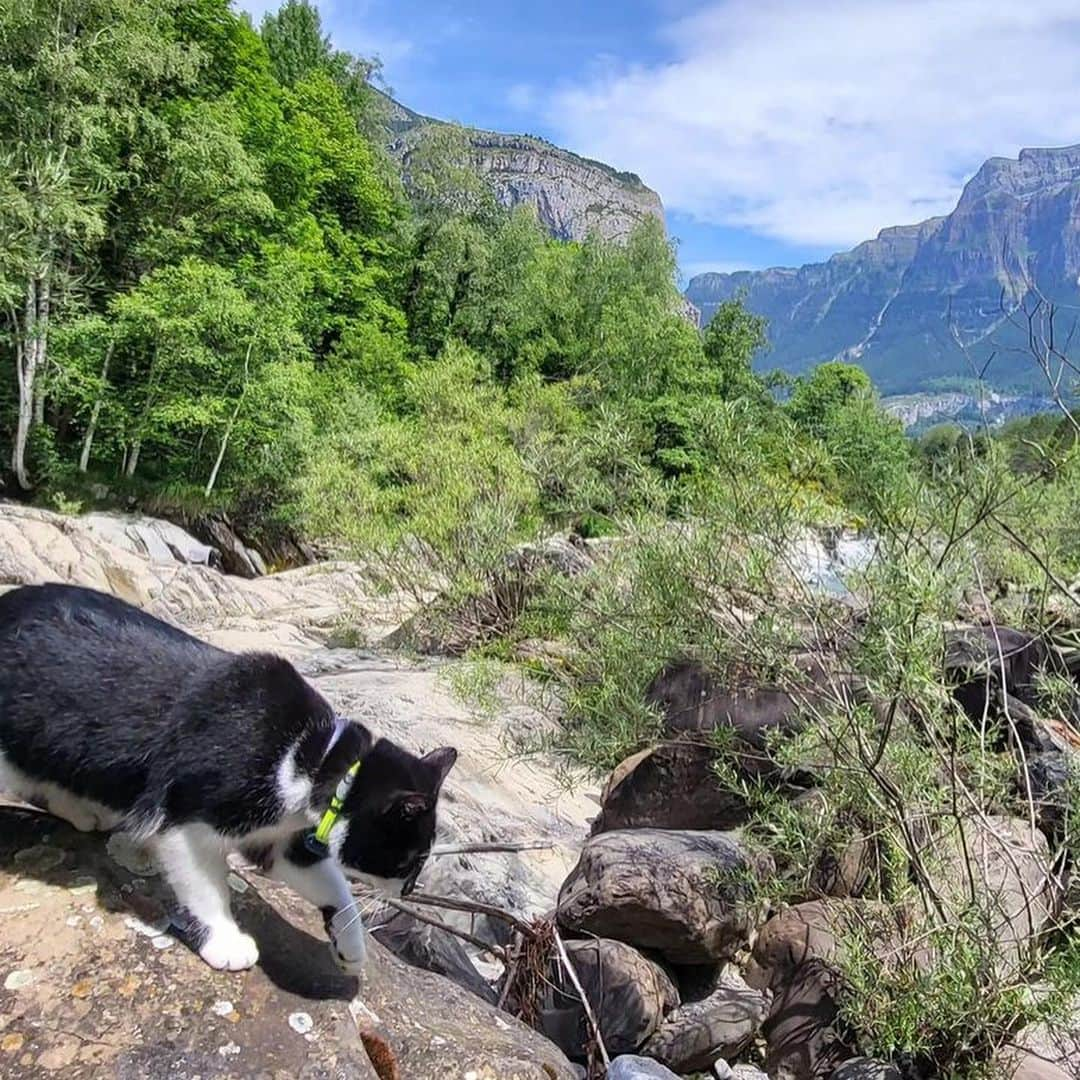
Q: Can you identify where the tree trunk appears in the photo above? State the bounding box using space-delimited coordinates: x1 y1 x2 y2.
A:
125 348 159 480
31 269 51 426
125 438 142 478
11 279 39 490
78 340 114 473
205 343 252 498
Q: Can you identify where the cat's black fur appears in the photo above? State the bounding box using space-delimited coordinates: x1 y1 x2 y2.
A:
0 583 456 973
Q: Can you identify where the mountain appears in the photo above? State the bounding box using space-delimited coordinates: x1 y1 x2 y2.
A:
380 93 664 243
685 146 1080 394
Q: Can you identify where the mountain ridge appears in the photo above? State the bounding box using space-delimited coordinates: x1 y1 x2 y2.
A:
379 90 664 243
685 144 1080 394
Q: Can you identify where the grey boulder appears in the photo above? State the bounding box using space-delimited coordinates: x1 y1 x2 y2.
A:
558 829 769 965
640 967 769 1072
606 1055 682 1079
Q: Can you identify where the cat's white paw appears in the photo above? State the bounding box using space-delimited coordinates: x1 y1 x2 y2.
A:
200 927 259 972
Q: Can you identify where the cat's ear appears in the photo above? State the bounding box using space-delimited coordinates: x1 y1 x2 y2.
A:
396 792 434 820
422 746 457 791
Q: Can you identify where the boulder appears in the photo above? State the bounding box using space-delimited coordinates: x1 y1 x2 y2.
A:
809 835 880 900
744 900 880 1080
944 626 1050 722
368 905 496 1002
640 967 769 1073
606 1055 681 1079
0 806 575 1079
998 1003 1080 1079
644 657 873 783
932 815 1059 972
1021 752 1073 841
591 741 751 835
539 938 678 1061
830 1059 901 1080
558 829 769 965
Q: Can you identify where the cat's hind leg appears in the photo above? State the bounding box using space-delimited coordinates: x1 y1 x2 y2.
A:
148 824 259 972
267 836 367 974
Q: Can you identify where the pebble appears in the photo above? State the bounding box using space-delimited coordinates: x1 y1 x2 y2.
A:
212 1001 235 1017
124 915 169 938
4 970 35 991
217 1041 241 1057
288 1012 314 1035
226 873 248 894
65 915 83 927
1 1034 24 1053
151 935 174 950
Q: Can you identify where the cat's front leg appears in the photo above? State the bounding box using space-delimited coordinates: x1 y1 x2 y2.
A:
268 836 367 974
149 825 259 972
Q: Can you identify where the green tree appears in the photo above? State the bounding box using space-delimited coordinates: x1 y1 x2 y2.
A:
0 0 196 487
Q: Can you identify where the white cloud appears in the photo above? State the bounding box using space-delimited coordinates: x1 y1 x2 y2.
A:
549 0 1080 248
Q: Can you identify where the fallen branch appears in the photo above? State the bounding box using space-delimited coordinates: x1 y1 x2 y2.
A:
379 895 508 959
393 890 539 941
428 840 554 857
552 926 610 1070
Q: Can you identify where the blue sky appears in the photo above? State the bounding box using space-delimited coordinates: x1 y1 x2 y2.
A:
240 1 1080 284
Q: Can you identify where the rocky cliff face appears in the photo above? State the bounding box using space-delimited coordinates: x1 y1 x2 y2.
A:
382 93 664 242
685 145 1080 393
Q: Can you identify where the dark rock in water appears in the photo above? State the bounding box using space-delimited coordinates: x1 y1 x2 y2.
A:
640 967 769 1073
591 740 752 835
370 905 496 1002
606 1055 682 1079
831 1059 902 1080
558 829 769 965
539 937 678 1061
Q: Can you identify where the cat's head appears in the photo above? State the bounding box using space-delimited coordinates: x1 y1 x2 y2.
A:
336 738 457 896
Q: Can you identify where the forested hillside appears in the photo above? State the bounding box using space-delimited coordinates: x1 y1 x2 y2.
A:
0 0 916 544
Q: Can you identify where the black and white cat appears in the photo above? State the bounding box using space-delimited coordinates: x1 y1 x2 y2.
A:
0 583 456 973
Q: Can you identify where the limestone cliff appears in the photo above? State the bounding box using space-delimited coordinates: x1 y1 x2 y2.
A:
381 93 664 242
685 145 1080 393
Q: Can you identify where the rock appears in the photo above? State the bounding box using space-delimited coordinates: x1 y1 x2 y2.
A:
1021 752 1073 840
830 1059 902 1080
944 626 1050 722
539 938 678 1061
809 835 880 899
81 512 216 568
368 905 496 1002
730 1066 771 1080
387 533 594 656
591 741 751 835
998 1003 1080 1079
932 815 1059 972
605 1055 682 1079
744 900 881 1080
640 967 769 1073
0 806 575 1079
558 829 768 965
189 511 265 578
644 656 860 783
999 1048 1073 1080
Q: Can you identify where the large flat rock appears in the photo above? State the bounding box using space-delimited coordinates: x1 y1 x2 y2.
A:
0 807 575 1079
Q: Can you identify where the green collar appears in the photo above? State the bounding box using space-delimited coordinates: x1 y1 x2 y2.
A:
306 760 361 854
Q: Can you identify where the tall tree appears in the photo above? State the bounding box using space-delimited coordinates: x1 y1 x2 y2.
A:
0 0 194 487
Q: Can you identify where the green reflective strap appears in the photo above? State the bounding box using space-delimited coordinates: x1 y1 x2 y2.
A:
313 761 361 846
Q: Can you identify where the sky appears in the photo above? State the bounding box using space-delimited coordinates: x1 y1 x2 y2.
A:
238 0 1080 284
